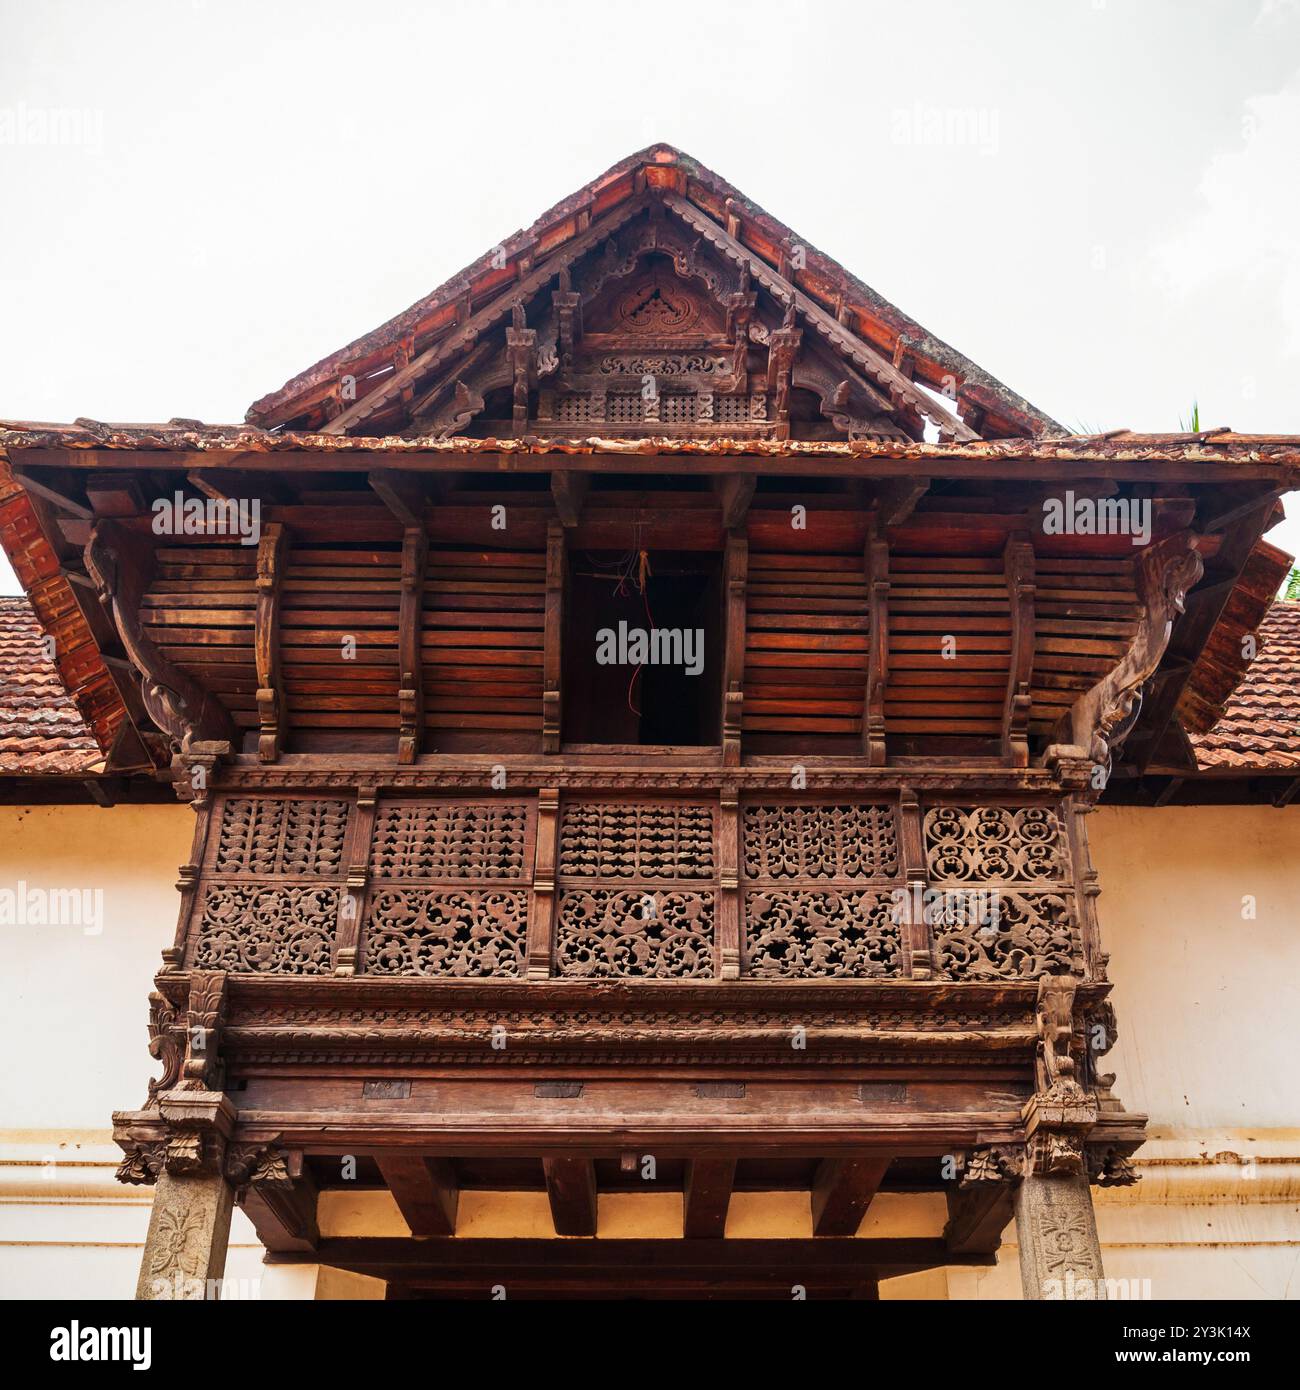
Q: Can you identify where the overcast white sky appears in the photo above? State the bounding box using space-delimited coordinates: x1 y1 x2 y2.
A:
2 0 1298 592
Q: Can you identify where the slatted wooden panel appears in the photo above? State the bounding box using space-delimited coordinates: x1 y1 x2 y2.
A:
743 552 868 741
1030 556 1142 737
143 545 258 730
423 546 545 741
281 543 401 734
887 556 1008 746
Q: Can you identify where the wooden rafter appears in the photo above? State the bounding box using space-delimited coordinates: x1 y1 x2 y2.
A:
542 1156 597 1236
683 1158 736 1238
811 1156 892 1236
376 1154 459 1237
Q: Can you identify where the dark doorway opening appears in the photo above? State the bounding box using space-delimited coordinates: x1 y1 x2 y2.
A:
564 549 722 746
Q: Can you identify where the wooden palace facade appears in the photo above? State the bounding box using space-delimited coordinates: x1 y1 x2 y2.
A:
2 146 1296 1299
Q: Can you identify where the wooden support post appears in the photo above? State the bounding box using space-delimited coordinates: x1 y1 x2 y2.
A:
897 785 932 978
1001 536 1035 767
721 530 748 766
376 1155 459 1236
811 1156 891 1237
684 1158 736 1238
1015 1171 1106 1299
863 519 889 765
716 784 741 979
543 520 565 752
543 1157 597 1236
254 521 287 762
336 785 377 977
526 788 560 979
397 526 427 763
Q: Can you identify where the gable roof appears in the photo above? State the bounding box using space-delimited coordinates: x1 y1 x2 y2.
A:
1188 600 1300 772
0 596 103 775
246 144 1064 441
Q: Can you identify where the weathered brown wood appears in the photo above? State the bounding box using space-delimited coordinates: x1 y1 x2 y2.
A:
721 529 747 765
863 521 889 762
526 788 559 980
397 526 427 762
713 474 756 529
551 470 588 527
543 1156 597 1236
683 1158 736 1238
811 1156 892 1236
376 1154 459 1236
542 520 564 752
943 1178 1015 1257
254 522 287 762
238 1150 320 1254
1001 536 1035 767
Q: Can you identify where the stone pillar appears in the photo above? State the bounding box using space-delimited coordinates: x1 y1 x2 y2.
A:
134 1090 237 1301
1015 1169 1106 1300
136 1167 234 1300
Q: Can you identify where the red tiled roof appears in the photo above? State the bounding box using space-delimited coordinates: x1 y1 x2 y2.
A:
1189 601 1300 771
0 595 104 775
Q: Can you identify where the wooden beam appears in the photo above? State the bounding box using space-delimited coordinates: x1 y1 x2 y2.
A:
863 519 889 764
721 530 747 766
84 472 145 517
12 468 94 519
397 526 427 763
942 1181 1015 1258
239 1150 319 1255
368 470 426 528
683 1158 736 1238
375 1155 458 1236
550 470 589 527
713 473 757 529
874 476 930 526
662 192 979 442
811 1156 892 1236
543 1156 597 1236
322 196 649 434
542 520 565 752
254 522 287 762
1001 536 1035 767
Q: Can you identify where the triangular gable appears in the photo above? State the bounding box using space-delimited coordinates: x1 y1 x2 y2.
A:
247 145 1063 443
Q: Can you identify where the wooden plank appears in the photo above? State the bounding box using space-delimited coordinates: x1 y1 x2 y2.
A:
543 1156 597 1236
811 1156 892 1236
683 1158 736 1238
375 1154 459 1236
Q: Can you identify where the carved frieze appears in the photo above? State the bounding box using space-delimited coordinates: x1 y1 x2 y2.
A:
191 884 339 974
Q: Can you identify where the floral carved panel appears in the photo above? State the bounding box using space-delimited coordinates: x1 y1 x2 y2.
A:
744 888 902 979
363 888 527 977
191 884 339 975
554 888 714 979
742 804 899 880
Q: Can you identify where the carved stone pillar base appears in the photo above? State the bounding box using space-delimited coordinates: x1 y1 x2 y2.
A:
135 1168 234 1300
1015 1170 1106 1300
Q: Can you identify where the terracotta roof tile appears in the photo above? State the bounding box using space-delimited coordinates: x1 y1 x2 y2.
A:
0 595 104 775
1190 601 1300 771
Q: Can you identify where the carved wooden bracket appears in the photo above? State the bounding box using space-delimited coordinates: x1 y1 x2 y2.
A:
1062 530 1204 780
84 519 234 756
254 521 287 762
179 972 227 1093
